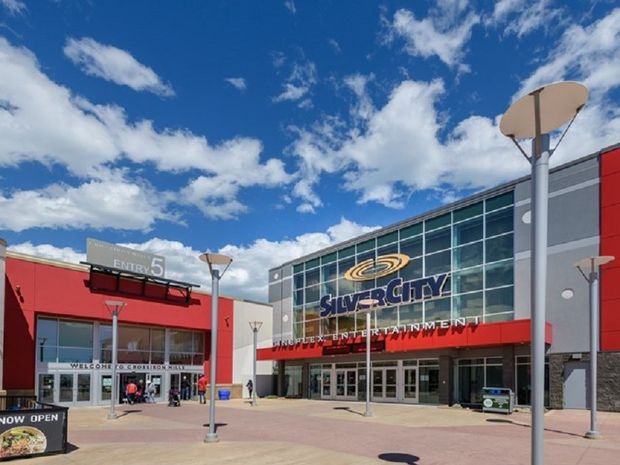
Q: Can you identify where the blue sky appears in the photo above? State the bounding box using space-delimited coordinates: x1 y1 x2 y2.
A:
1 0 619 301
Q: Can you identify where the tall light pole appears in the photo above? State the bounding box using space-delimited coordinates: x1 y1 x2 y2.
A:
575 255 614 439
104 300 126 420
199 252 233 444
249 321 263 406
359 298 378 417
500 81 587 465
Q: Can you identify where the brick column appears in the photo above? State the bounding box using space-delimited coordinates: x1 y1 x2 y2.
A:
502 345 515 390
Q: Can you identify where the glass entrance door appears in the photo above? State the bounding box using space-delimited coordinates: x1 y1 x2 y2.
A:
372 367 398 401
56 373 92 406
402 367 418 403
320 369 332 399
335 369 357 400
38 374 55 404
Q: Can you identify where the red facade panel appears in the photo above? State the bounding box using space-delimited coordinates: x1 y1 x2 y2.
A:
3 256 234 390
257 320 551 361
600 146 620 351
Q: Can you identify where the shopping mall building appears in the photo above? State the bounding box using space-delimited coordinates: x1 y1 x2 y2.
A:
0 239 273 406
261 144 620 411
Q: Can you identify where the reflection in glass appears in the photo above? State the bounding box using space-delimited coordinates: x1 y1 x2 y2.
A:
77 374 90 401
486 260 514 288
453 217 483 246
486 234 513 263
399 303 423 325
453 242 483 270
424 298 451 321
486 287 514 314
453 267 483 293
59 321 93 348
60 374 73 402
425 250 451 276
38 374 55 403
426 227 451 253
453 292 483 318
486 208 513 237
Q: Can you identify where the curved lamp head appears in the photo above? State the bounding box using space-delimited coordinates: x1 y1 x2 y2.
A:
199 252 233 278
500 81 588 140
574 255 615 270
249 321 263 332
104 300 126 316
358 298 379 312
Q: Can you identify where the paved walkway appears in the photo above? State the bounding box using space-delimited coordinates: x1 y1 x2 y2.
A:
15 399 620 464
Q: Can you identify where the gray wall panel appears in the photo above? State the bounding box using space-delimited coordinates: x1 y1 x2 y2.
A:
268 282 282 302
282 264 293 279
282 277 292 300
280 296 293 340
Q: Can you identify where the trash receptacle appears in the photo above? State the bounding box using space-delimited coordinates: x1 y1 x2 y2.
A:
218 389 231 400
482 387 514 414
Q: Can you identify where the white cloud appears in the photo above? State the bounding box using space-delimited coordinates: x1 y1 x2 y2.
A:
288 9 620 211
387 7 479 69
284 1 296 14
0 37 291 228
0 171 173 232
273 60 317 103
8 218 379 301
64 37 174 96
225 77 247 90
0 0 26 15
328 38 341 54
488 0 563 38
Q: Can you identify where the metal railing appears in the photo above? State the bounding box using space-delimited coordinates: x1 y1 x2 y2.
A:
0 395 37 411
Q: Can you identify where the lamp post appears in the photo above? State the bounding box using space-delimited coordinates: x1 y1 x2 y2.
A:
199 252 233 443
249 321 263 407
104 300 126 420
500 81 587 465
574 255 614 439
358 298 378 417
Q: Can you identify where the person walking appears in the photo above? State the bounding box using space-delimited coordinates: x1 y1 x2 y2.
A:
181 376 191 401
125 380 137 405
197 374 208 404
246 379 254 400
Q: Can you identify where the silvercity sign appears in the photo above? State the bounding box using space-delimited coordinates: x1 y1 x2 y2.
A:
320 273 450 317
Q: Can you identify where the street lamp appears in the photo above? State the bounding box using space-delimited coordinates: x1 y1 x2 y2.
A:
500 81 587 465
574 255 614 439
199 252 233 443
249 321 263 407
359 298 379 417
104 300 126 420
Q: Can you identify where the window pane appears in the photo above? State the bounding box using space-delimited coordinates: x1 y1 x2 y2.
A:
305 268 320 286
399 303 423 324
306 258 320 269
454 202 483 222
338 278 357 296
39 347 57 362
486 208 513 237
322 317 337 336
357 239 375 253
305 284 320 303
193 332 204 353
400 257 423 280
294 289 304 306
378 243 398 256
305 304 320 320
170 353 192 365
293 263 304 274
485 312 514 323
170 330 193 352
293 306 304 324
294 273 304 289
357 250 375 263
486 234 513 263
151 351 165 364
321 262 338 282
425 250 451 276
426 213 451 231
37 318 58 346
453 242 483 270
321 280 337 296
376 307 398 328
378 231 398 246
453 217 483 246
400 223 422 239
486 365 503 387
118 350 150 363
486 287 514 314
305 320 321 338
118 326 150 352
453 267 483 293
339 315 355 332
151 328 165 352
59 321 93 348
321 252 337 264
486 261 514 288
338 257 356 278
453 292 483 318
425 298 451 321
426 227 451 253
486 191 513 212
338 246 355 259
60 374 73 402
58 347 93 363
400 237 423 258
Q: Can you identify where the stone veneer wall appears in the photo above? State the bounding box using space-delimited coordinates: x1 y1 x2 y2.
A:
549 352 620 412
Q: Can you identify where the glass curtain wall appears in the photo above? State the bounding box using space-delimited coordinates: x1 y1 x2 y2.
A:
37 318 93 362
291 191 515 338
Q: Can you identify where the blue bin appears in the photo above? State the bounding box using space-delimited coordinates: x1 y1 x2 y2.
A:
218 389 231 401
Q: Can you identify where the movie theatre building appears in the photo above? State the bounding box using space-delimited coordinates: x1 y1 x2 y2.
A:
0 240 273 406
262 144 620 410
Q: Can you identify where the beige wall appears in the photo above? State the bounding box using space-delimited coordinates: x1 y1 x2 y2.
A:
233 300 273 397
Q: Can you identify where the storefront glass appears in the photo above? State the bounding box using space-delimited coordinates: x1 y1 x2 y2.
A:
456 357 503 405
292 191 515 338
515 356 550 406
284 366 303 397
418 360 439 404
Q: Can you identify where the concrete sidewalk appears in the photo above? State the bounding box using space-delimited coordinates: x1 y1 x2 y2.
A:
16 399 620 465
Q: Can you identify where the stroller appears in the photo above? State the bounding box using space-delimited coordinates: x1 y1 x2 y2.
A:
168 387 181 407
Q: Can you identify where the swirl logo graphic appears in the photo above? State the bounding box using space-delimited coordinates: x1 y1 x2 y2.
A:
344 253 410 282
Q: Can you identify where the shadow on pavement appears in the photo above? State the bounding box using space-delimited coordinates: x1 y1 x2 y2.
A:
201 422 228 432
116 409 143 418
332 406 365 416
378 452 420 464
485 418 584 438
65 443 80 454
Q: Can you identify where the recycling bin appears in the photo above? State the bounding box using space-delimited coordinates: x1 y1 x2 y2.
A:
482 387 514 414
218 389 231 400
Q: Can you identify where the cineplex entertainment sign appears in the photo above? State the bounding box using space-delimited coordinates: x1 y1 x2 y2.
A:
276 253 483 347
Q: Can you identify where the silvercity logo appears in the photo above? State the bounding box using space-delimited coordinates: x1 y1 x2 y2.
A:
344 253 410 281
319 273 450 318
